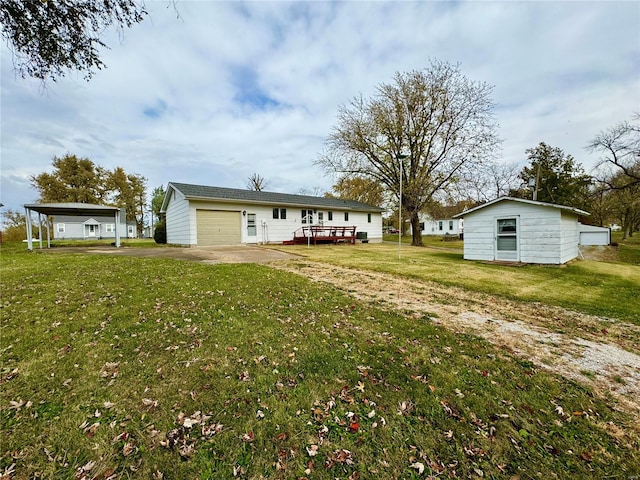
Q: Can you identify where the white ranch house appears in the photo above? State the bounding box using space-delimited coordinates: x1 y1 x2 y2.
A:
453 197 595 264
415 215 463 237
161 182 384 246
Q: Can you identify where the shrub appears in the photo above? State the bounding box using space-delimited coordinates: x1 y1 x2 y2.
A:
153 221 166 244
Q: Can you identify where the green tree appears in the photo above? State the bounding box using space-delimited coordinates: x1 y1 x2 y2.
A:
1 209 29 241
150 185 166 223
512 143 592 209
30 154 108 203
0 0 147 81
106 167 147 235
317 60 500 246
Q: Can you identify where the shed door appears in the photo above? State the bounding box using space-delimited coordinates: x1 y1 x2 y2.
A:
196 210 241 246
495 217 519 261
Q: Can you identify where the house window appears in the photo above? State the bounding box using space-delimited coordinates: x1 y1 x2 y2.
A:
273 208 279 219
438 221 443 231
419 222 425 231
301 209 313 224
449 221 454 231
57 223 65 233
247 213 257 236
344 212 349 221
328 211 333 221
367 213 372 223
105 224 115 233
280 208 286 219
317 212 324 224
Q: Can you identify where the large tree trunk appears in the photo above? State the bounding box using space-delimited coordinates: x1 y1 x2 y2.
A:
411 212 423 246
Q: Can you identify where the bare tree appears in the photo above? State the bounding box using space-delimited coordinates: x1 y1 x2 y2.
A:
317 60 500 246
246 173 269 192
587 116 640 239
456 161 522 203
587 115 640 191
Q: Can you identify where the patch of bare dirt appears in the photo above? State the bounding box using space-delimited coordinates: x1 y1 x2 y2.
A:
579 245 620 262
272 261 640 424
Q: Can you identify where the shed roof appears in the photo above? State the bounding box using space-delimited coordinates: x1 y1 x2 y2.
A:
24 202 121 216
452 197 589 218
163 182 384 212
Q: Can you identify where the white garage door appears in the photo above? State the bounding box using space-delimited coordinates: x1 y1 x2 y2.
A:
579 231 609 246
196 210 241 246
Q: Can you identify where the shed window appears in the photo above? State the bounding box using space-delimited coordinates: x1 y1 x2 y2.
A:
367 213 372 223
328 211 333 221
344 212 349 221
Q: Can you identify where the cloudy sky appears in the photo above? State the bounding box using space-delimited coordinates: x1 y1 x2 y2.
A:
1 0 638 213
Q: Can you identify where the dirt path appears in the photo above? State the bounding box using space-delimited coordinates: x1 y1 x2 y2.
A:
272 261 640 423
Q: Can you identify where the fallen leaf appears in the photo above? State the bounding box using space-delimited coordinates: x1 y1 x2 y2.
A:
122 442 135 456
410 462 425 474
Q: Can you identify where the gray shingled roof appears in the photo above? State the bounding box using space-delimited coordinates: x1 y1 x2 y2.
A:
169 182 384 212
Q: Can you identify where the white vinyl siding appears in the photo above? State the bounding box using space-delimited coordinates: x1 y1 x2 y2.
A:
165 189 192 245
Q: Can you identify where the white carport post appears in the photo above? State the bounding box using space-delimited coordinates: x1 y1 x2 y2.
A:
45 214 51 248
114 209 121 248
25 206 33 251
38 213 44 249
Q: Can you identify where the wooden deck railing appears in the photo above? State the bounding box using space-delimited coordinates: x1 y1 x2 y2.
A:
290 225 357 245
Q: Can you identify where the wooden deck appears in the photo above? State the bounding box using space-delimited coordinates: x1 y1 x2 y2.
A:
284 226 357 245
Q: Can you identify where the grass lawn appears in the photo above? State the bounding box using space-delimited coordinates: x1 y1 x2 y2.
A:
277 243 640 324
612 231 640 265
1 244 639 479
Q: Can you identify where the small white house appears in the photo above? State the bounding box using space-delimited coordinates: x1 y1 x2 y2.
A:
415 215 463 237
161 182 384 246
453 197 590 264
53 212 136 240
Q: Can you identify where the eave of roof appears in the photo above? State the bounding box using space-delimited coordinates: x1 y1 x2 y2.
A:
24 203 121 217
164 182 385 212
452 196 590 218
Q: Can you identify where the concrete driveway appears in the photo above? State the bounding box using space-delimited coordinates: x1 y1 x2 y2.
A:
39 245 299 264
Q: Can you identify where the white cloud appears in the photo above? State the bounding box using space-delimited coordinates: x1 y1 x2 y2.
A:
1 0 638 212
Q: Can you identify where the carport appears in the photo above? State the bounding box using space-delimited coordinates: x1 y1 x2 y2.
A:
23 203 123 250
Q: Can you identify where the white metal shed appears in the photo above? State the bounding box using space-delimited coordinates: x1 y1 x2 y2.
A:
453 197 589 264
